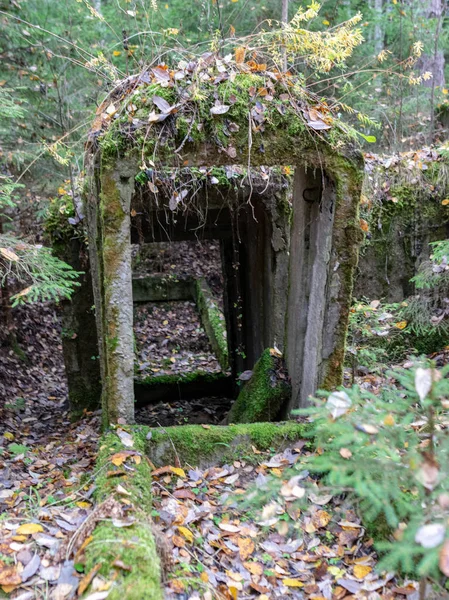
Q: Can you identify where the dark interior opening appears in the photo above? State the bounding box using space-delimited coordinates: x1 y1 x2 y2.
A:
129 168 292 425
132 240 234 426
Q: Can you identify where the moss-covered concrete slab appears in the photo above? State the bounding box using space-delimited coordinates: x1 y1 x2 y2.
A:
145 421 308 467
194 278 228 370
134 371 232 405
132 274 194 302
81 429 162 599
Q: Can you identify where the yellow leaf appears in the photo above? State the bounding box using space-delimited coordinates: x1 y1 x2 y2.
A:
178 526 193 543
228 587 238 600
163 319 168 325
200 571 209 582
443 88 448 95
3 432 14 441
322 19 330 25
170 579 185 593
76 501 92 508
312 510 331 528
132 454 141 465
442 199 449 206
58 187 68 195
111 452 128 466
243 561 263 576
328 566 346 578
283 578 304 587
170 466 186 478
0 248 19 262
113 50 122 56
16 523 44 535
235 47 246 64
238 537 255 560
354 564 372 579
394 320 407 330
384 413 395 426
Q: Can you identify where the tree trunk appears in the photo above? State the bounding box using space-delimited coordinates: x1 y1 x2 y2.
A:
418 0 446 89
374 0 383 55
281 0 289 72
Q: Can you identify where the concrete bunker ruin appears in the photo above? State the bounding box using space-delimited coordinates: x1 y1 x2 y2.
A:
83 58 364 425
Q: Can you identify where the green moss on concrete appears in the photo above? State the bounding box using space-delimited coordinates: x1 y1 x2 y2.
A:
227 348 291 423
82 429 162 599
94 430 152 511
92 71 359 167
195 278 229 370
142 421 310 466
84 520 162 600
320 155 364 390
136 370 227 387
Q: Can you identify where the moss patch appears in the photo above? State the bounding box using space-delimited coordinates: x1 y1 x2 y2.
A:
82 429 162 599
92 67 359 169
136 370 228 387
227 348 291 423
143 421 310 467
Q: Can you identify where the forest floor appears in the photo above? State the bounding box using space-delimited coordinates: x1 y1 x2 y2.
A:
0 240 439 599
0 300 433 600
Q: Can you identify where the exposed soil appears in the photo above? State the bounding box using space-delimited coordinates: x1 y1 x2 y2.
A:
135 395 232 426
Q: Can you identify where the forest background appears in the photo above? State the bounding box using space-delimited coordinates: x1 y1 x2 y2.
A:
0 0 448 217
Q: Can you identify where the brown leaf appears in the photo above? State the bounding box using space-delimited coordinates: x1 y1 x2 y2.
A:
77 563 102 596
440 540 449 576
172 535 185 548
0 566 21 586
360 218 369 232
340 448 352 459
173 489 196 500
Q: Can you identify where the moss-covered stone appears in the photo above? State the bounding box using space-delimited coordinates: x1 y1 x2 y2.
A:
82 429 162 599
143 421 310 467
136 370 228 388
356 153 449 301
194 278 229 370
134 370 232 405
227 348 291 423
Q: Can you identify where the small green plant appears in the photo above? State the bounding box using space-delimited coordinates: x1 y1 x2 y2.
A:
249 362 449 598
405 239 449 340
7 443 28 456
346 299 410 378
